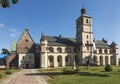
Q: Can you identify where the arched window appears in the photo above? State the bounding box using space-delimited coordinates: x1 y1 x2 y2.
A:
109 49 112 54
57 47 62 53
104 49 108 54
49 47 54 52
65 48 71 53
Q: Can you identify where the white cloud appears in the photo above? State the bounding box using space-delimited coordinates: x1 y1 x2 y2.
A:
9 28 20 37
9 28 16 32
0 23 4 28
10 34 17 37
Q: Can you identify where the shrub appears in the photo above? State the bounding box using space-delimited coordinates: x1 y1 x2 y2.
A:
5 69 14 75
5 70 12 75
105 64 112 72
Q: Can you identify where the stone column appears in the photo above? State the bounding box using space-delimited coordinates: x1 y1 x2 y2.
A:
54 56 58 67
103 56 105 65
108 56 111 65
62 56 65 67
115 55 119 65
97 56 100 65
45 53 48 68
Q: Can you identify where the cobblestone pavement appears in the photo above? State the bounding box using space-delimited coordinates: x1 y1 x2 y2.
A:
0 69 47 84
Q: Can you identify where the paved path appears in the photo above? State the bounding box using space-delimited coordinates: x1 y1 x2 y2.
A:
1 69 47 84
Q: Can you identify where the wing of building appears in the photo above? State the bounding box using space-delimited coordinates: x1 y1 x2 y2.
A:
5 8 119 69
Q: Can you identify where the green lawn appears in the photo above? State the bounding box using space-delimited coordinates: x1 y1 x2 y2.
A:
40 66 120 84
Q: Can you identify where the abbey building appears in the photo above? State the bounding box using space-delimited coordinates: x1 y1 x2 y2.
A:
6 8 119 68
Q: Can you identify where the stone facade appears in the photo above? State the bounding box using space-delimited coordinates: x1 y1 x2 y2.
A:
6 8 119 68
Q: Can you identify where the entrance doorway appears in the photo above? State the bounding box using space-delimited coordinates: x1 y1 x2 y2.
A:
26 64 29 68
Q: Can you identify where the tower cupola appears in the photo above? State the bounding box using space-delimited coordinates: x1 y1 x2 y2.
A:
81 7 86 15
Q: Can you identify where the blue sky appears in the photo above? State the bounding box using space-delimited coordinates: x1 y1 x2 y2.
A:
0 0 120 56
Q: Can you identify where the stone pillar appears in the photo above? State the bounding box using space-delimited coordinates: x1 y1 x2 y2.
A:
54 56 58 67
45 53 48 68
103 56 105 65
115 55 119 65
97 56 100 65
62 56 65 67
108 56 111 65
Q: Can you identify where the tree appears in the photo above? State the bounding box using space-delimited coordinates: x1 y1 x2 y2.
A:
1 48 10 54
0 0 19 8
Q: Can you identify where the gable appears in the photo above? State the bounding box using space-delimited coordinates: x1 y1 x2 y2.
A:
17 29 35 53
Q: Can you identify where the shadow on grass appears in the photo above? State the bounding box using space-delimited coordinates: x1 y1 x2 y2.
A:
78 72 109 77
25 72 62 79
25 71 109 79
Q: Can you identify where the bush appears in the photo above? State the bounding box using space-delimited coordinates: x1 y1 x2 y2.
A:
105 64 112 72
5 69 14 75
5 70 12 75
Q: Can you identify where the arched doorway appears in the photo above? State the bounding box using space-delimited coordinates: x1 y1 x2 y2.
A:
48 56 54 67
93 56 97 65
65 56 70 66
57 55 62 67
100 56 103 65
105 56 108 65
110 56 114 65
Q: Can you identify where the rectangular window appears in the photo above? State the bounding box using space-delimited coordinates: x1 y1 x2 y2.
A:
87 46 89 50
29 55 31 59
86 19 89 23
87 41 89 44
87 35 89 39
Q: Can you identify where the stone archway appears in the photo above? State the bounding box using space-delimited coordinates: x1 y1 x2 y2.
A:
57 55 62 67
48 56 54 67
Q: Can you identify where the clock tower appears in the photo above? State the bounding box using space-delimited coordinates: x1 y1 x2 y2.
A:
76 8 94 65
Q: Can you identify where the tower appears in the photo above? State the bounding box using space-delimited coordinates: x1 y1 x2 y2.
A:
17 28 35 68
40 34 48 68
76 8 94 65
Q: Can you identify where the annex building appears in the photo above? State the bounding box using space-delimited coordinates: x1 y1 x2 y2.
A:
6 8 119 68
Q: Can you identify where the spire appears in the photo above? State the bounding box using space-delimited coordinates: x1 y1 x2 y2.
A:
41 32 46 41
111 41 117 46
81 7 86 15
25 27 29 31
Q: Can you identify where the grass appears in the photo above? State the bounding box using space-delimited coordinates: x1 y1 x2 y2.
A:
40 66 120 84
0 68 21 79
